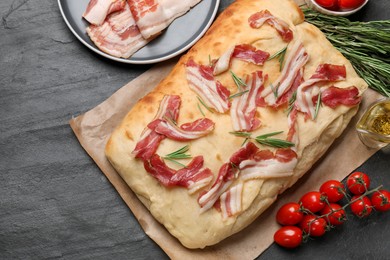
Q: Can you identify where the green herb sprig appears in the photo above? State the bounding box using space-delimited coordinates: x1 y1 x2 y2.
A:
230 131 295 148
163 145 192 167
303 8 390 97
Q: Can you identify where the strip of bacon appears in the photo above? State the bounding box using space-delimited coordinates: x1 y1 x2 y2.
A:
220 183 243 220
213 44 270 75
239 148 297 180
144 154 176 186
150 118 215 141
132 95 181 160
171 156 213 194
295 64 347 119
144 155 213 193
128 0 202 39
248 10 293 42
287 108 299 151
86 3 149 58
198 142 258 212
261 41 309 106
230 71 266 131
186 59 231 113
83 0 126 26
319 86 361 108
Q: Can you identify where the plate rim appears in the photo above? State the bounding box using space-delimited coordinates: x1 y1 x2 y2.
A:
57 0 220 64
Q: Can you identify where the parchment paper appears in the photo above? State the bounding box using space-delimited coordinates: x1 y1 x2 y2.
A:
69 56 383 259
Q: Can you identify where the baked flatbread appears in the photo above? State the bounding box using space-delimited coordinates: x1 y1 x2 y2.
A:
105 0 367 249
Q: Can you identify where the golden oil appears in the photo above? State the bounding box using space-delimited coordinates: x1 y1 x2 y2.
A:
356 99 390 148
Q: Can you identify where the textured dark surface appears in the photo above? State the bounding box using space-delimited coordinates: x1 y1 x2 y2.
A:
0 0 389 259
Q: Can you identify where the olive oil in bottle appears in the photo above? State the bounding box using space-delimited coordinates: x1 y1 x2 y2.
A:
356 99 390 148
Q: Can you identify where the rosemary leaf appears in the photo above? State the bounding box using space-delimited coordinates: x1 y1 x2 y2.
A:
314 92 322 120
268 46 287 61
229 90 250 99
230 70 247 91
256 131 284 139
229 131 252 138
197 96 214 113
286 90 297 115
164 145 192 160
197 102 205 117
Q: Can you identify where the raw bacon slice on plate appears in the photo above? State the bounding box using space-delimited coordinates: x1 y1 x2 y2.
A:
83 0 126 25
86 2 149 58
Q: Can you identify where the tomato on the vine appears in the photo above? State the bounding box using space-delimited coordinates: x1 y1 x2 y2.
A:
350 195 372 217
314 0 338 9
300 215 327 237
320 203 346 226
338 0 365 10
276 202 304 226
299 191 326 213
371 190 390 212
320 180 345 203
274 226 302 249
347 172 370 195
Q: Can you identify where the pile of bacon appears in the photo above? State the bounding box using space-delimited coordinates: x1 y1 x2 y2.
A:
132 10 362 220
83 0 202 58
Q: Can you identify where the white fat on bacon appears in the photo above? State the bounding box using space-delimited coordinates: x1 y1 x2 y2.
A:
128 0 202 39
262 41 309 106
86 3 149 58
220 183 243 220
239 156 297 180
152 118 215 141
132 95 180 160
295 64 347 119
83 0 126 26
248 9 293 42
186 59 231 113
230 71 265 131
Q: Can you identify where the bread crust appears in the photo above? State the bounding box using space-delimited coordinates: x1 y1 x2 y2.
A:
105 0 367 248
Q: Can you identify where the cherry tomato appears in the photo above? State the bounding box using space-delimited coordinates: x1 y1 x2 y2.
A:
300 215 327 237
346 172 370 195
320 203 346 226
350 195 372 217
299 191 326 213
276 202 304 226
371 190 390 212
314 0 338 9
338 0 365 10
320 180 345 203
274 226 302 249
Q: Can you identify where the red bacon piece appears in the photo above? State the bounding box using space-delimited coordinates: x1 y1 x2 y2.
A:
186 59 231 113
128 0 202 39
144 155 213 193
248 10 293 42
83 0 126 26
261 41 309 106
319 86 361 108
237 143 297 181
150 118 215 141
198 142 258 212
220 183 243 220
295 64 347 119
171 156 213 193
233 44 270 65
230 71 266 131
144 154 176 186
213 44 270 75
132 95 181 160
86 3 149 58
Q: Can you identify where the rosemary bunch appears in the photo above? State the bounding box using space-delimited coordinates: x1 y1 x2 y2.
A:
303 8 390 97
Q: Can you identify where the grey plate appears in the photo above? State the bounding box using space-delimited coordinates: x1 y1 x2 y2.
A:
58 0 220 64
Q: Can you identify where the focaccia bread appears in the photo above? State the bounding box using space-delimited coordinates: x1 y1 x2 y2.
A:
105 0 367 249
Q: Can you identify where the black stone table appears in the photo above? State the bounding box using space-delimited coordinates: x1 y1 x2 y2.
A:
1 0 389 259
